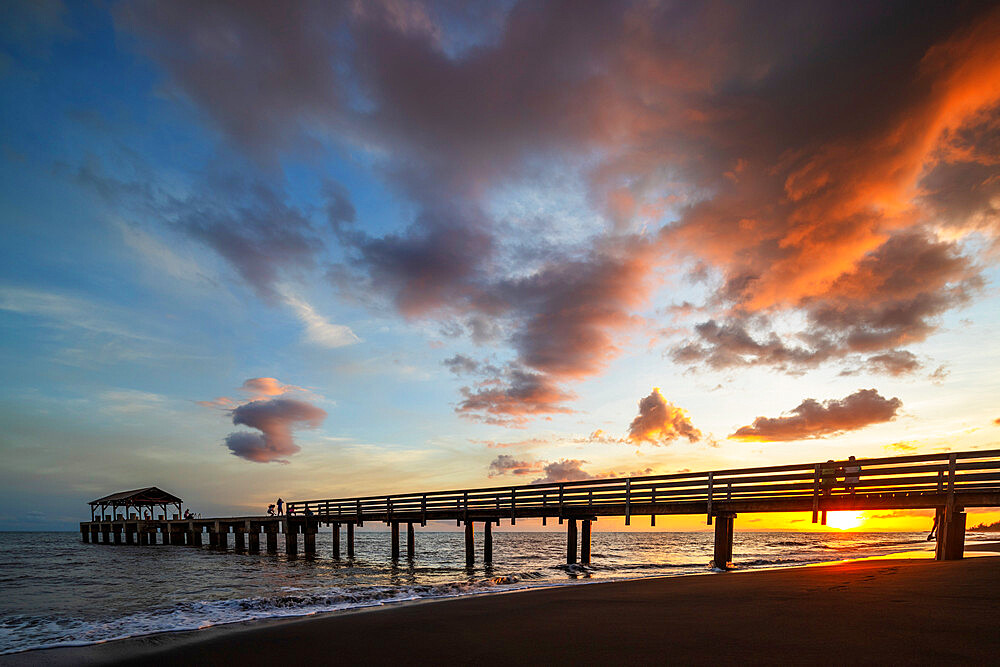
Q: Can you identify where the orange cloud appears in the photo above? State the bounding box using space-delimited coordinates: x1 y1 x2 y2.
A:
627 388 701 445
731 389 902 442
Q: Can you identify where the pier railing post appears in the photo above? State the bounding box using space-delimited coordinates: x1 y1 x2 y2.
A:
581 519 591 565
465 520 475 567
566 518 578 565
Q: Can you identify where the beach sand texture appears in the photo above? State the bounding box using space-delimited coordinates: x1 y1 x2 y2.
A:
4 556 997 666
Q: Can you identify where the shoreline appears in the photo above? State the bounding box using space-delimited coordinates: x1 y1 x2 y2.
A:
3 544 998 666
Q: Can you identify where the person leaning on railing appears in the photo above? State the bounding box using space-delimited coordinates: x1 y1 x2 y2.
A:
844 456 861 496
821 460 838 495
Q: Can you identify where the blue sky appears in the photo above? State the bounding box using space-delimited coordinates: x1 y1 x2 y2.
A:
2 1 999 531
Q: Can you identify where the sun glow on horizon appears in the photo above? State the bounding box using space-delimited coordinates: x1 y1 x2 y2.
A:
825 511 866 531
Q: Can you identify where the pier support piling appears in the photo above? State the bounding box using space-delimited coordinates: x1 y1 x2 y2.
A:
465 521 475 567
265 527 278 554
935 508 966 561
332 523 341 560
484 520 493 565
191 527 202 547
712 512 736 570
303 527 316 556
248 527 260 554
581 520 591 565
407 522 415 561
81 526 90 543
125 527 134 545
234 528 246 553
284 522 298 557
347 522 355 559
113 526 122 545
566 519 578 565
390 522 400 561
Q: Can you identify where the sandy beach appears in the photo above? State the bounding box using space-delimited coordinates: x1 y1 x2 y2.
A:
4 549 998 667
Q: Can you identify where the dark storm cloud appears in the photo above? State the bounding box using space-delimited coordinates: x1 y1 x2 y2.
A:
118 1 1000 422
730 389 902 442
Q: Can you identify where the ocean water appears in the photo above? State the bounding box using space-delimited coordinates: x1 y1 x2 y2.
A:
0 529 992 655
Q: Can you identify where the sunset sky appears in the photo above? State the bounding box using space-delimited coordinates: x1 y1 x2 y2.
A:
2 1 999 532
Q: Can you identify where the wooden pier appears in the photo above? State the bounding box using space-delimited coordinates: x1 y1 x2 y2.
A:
81 449 1000 569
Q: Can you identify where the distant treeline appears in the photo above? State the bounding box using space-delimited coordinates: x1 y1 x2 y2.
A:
969 520 1000 532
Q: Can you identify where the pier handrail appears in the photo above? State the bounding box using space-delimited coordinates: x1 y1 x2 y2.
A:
288 448 1000 519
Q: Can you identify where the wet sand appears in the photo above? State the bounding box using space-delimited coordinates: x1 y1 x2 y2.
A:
4 553 998 666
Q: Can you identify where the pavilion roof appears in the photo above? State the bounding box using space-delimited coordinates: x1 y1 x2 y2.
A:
89 487 182 506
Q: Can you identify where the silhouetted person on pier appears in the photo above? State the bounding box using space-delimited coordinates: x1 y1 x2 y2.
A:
267 504 275 516
276 498 284 515
844 456 860 496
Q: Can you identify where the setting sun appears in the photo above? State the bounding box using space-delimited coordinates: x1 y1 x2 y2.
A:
825 512 866 531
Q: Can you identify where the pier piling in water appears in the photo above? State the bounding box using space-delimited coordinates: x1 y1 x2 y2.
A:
581 520 591 565
248 527 260 554
284 521 298 557
265 526 278 554
407 522 415 561
713 512 736 570
347 522 355 558
390 521 400 561
303 525 316 556
332 522 341 560
465 521 474 567
484 520 493 564
566 519 578 565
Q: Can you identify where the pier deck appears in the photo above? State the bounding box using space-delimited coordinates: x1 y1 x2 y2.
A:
82 449 1000 567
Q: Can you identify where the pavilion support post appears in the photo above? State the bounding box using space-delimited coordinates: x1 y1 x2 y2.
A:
566 519 578 565
712 512 736 570
581 519 592 565
484 520 493 565
332 523 341 560
465 521 475 567
248 526 260 554
390 522 400 561
347 522 355 559
234 527 246 553
284 521 298 557
407 522 415 561
265 526 278 554
303 527 316 556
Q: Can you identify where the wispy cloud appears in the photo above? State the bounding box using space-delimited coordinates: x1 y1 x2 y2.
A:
281 291 360 349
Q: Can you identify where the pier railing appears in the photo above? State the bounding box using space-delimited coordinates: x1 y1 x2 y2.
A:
289 448 1000 524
